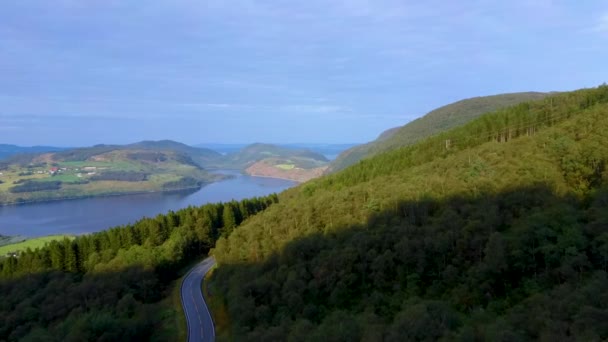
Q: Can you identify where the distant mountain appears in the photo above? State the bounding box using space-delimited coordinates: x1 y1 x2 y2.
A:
328 92 549 172
212 143 329 170
196 143 248 155
4 140 222 169
0 140 224 205
197 143 357 160
196 143 334 181
0 144 66 161
127 140 223 167
279 143 359 159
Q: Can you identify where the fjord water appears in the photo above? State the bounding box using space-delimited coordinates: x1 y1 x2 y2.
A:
0 170 295 237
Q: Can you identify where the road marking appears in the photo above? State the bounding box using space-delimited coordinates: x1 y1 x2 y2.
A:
182 258 216 342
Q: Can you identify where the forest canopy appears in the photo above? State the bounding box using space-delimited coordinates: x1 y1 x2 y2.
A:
2 85 608 341
208 85 608 340
0 194 279 340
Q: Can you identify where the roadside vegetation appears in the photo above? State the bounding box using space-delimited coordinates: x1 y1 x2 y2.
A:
0 195 278 340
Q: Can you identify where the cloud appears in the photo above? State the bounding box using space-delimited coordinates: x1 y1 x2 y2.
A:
593 13 608 33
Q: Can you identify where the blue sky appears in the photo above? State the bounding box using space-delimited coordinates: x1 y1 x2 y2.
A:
0 0 607 146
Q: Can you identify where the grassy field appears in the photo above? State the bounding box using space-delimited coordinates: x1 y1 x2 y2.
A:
0 235 73 255
37 174 83 183
0 149 218 205
275 163 296 170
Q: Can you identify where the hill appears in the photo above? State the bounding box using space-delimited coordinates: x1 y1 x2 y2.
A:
213 143 329 169
208 85 608 340
279 143 359 159
197 143 357 160
245 157 328 182
328 92 549 172
0 142 224 205
206 143 330 181
0 144 66 161
128 140 223 167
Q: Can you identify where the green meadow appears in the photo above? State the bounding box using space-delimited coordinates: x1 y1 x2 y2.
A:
0 235 74 256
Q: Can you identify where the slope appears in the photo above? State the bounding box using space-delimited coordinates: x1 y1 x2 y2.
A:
329 91 548 172
209 85 608 340
0 144 223 205
128 140 224 167
212 143 329 170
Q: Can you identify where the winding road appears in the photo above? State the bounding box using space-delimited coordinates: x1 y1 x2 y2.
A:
181 257 216 342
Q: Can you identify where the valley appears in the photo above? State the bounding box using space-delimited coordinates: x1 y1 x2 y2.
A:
0 141 339 205
2 85 608 340
2 2 605 340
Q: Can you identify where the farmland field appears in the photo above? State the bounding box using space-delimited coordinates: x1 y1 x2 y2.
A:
275 163 296 170
0 235 73 256
0 149 222 205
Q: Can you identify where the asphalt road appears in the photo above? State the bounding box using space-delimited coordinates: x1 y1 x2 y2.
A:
181 257 216 342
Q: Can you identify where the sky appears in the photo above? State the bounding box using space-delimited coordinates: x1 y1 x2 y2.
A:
0 0 607 147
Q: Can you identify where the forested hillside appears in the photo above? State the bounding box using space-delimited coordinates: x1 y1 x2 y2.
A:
0 195 278 340
127 140 224 167
209 85 608 340
329 92 548 172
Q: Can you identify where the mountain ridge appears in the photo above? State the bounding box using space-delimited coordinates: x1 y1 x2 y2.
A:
328 91 549 173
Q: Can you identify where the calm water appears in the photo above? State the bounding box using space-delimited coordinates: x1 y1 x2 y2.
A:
0 170 295 237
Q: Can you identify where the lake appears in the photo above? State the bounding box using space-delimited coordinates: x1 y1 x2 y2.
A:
0 170 295 237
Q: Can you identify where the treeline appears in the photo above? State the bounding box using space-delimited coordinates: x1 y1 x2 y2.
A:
52 145 118 162
0 194 279 340
209 85 608 340
162 177 202 190
213 186 608 340
127 152 168 163
91 171 149 182
329 92 548 172
10 180 62 193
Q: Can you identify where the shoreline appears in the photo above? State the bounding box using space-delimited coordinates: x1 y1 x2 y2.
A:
0 171 236 207
0 171 301 207
0 184 209 207
245 172 304 184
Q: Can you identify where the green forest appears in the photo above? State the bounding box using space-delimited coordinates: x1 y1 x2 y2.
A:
328 92 548 172
207 85 608 340
0 195 278 340
1 85 608 341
